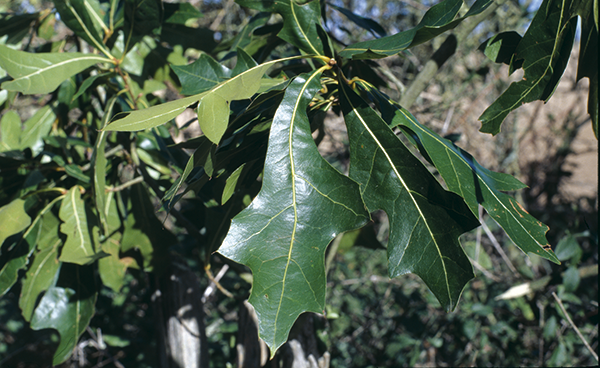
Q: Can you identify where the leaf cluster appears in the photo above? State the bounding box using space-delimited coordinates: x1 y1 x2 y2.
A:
0 0 595 364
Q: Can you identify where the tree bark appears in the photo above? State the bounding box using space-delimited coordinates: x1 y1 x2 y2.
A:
154 257 209 368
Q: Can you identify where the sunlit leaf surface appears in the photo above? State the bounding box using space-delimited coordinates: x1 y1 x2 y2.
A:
219 69 369 353
340 81 479 311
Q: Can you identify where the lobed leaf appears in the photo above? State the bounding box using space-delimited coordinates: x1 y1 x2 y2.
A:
479 0 579 135
338 0 493 59
0 44 111 94
357 81 559 264
339 81 479 311
218 69 369 354
237 0 324 55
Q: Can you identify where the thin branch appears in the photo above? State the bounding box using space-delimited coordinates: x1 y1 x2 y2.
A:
552 292 599 362
205 265 234 299
105 176 144 192
468 256 501 282
481 220 518 275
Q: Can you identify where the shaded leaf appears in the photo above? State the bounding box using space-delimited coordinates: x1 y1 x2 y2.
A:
121 184 174 272
19 212 62 322
479 31 522 64
0 44 111 94
0 198 31 248
389 103 559 264
172 53 231 95
163 2 203 25
19 106 57 155
238 0 324 55
54 0 108 54
339 81 479 311
0 214 42 296
123 0 163 50
328 2 387 38
222 163 246 205
0 13 39 45
30 285 96 365
574 0 598 137
218 69 369 354
479 0 579 134
58 187 96 265
338 0 493 59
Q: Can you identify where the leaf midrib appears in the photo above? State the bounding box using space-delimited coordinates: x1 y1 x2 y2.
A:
343 87 453 305
396 108 547 247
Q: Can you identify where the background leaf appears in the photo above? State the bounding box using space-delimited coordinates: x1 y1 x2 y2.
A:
0 214 42 296
338 0 493 59
0 198 31 248
479 0 579 134
388 101 559 264
219 69 369 353
19 212 62 322
0 44 111 95
53 0 107 53
58 187 96 265
237 0 324 55
339 81 479 311
30 284 96 365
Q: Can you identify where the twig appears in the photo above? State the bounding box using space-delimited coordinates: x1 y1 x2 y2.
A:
105 176 144 192
468 256 501 282
481 220 518 275
552 292 599 362
204 264 234 299
209 0 235 31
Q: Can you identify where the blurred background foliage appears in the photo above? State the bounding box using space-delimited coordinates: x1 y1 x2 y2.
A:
0 0 597 367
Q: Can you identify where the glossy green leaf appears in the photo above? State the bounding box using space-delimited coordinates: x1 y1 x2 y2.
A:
19 212 62 322
328 3 387 38
0 214 42 296
338 0 493 59
222 163 246 205
218 69 369 354
385 99 559 264
575 0 598 138
104 94 203 132
123 0 163 50
172 53 231 96
0 198 31 248
339 81 479 311
92 96 117 236
479 31 522 64
98 198 135 292
0 44 111 94
479 0 579 135
19 106 57 155
0 110 21 152
237 0 324 55
54 0 108 54
107 56 300 144
30 285 96 365
58 187 96 265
